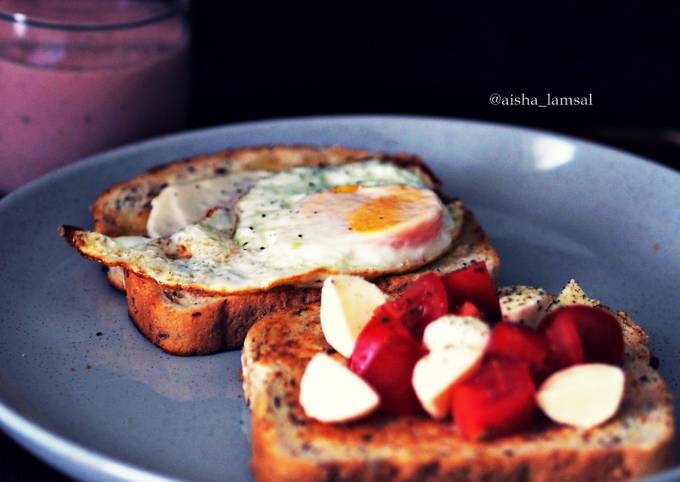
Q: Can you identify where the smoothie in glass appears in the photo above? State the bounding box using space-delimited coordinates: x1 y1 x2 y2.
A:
0 0 190 193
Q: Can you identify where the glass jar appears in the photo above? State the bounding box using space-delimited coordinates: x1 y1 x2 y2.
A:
0 0 190 193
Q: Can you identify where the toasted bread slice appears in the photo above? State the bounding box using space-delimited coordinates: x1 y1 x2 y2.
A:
242 302 675 482
64 146 497 355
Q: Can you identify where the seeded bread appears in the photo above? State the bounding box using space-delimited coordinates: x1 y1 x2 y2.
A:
242 299 675 482
67 146 494 355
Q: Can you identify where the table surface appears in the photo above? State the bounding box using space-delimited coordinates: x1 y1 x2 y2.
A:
1 125 678 482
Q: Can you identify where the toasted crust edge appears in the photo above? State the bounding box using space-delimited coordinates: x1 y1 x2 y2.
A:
124 270 322 355
250 432 675 482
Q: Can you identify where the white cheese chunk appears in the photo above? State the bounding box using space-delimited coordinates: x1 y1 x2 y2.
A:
536 363 625 429
299 353 380 423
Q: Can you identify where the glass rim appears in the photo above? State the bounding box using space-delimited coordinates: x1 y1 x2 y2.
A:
0 1 187 32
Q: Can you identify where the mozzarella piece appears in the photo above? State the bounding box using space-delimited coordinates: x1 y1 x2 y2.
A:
320 275 386 358
147 171 269 238
422 315 490 352
551 279 598 309
536 363 625 429
412 345 484 419
299 353 380 423
498 285 550 328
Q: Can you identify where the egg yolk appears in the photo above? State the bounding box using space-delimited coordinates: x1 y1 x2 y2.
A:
347 185 434 233
330 185 359 193
299 184 441 236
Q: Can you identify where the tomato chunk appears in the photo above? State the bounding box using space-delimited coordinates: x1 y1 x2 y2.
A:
349 273 449 415
540 305 624 366
540 310 585 370
443 262 501 321
349 307 423 415
450 357 536 440
456 301 485 320
486 323 549 378
389 272 449 339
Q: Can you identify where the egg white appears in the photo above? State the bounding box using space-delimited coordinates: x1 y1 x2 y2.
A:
69 161 458 294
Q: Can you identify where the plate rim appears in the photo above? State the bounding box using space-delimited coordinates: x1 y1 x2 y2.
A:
0 401 180 482
3 114 680 212
0 114 678 482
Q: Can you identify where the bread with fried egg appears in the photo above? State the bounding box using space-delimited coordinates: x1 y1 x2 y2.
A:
60 146 500 355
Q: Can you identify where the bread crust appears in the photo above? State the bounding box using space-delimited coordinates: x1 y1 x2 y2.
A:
124 270 321 355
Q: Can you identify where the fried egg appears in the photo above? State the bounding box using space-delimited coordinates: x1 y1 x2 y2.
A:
67 161 459 294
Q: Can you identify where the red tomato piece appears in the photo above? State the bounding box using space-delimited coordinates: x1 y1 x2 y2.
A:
389 272 449 339
456 301 485 320
349 308 424 415
450 357 536 440
541 305 624 366
540 310 585 370
486 323 549 378
442 262 501 321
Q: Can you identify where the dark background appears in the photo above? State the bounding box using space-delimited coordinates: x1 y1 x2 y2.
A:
187 2 680 169
2 2 680 481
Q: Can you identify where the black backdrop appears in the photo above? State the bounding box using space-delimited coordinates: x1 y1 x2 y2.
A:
2 2 680 481
189 2 680 168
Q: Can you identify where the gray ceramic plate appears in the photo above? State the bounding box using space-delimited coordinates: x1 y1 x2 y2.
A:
0 116 679 482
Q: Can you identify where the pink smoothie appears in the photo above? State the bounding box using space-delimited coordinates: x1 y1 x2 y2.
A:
0 4 189 192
